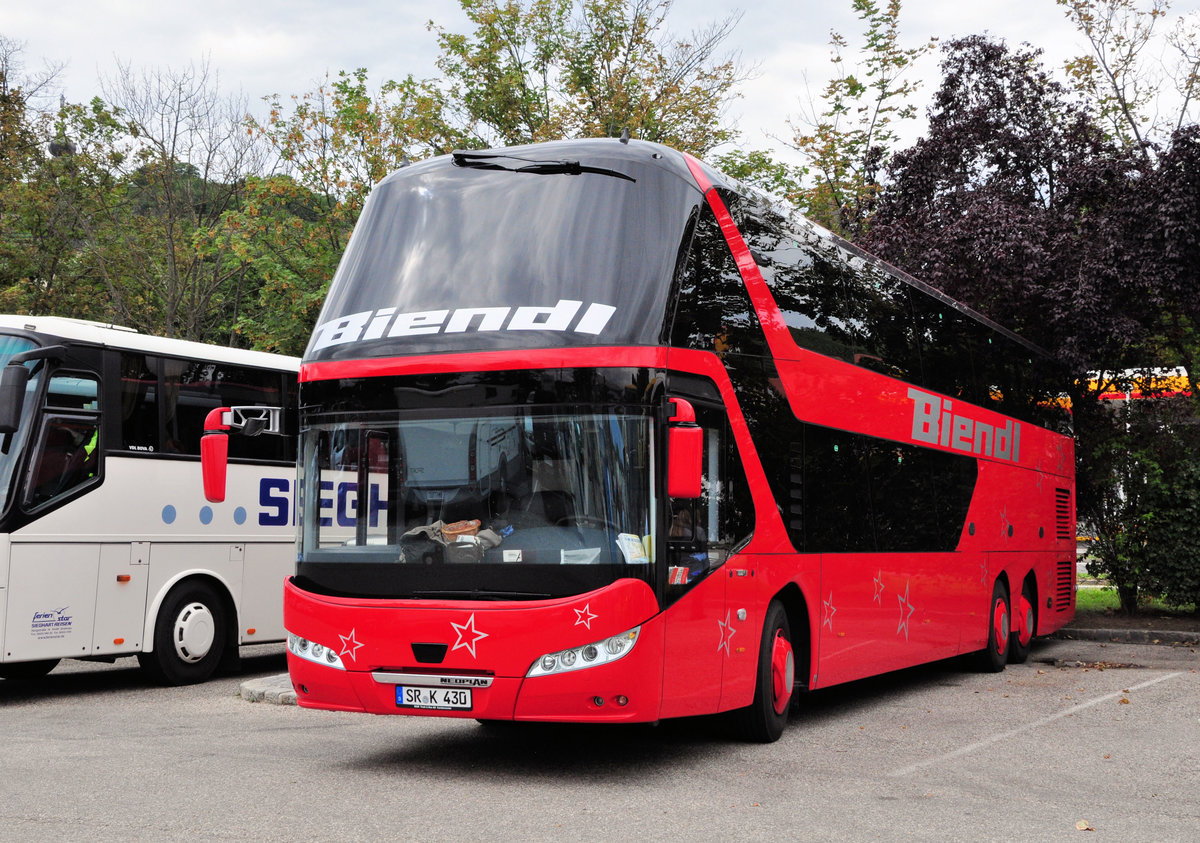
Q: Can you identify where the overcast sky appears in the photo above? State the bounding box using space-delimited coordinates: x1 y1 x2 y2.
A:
3 0 1198 163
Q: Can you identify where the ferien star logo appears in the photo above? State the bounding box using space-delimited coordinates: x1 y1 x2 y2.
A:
451 613 489 658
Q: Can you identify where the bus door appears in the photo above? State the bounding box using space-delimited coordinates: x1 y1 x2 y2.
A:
659 400 754 718
2 368 139 662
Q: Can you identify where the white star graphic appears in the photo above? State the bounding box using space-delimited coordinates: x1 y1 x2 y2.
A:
873 570 885 605
338 628 364 661
450 613 489 658
574 603 598 630
822 591 836 631
717 610 736 656
897 582 916 641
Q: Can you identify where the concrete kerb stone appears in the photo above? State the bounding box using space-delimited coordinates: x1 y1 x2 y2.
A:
234 627 1195 707
1052 627 1199 646
240 673 297 706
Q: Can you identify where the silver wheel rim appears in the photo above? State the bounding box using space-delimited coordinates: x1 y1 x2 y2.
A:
172 602 215 663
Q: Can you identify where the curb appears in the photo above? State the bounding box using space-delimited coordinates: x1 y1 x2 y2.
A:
1052 627 1199 646
239 673 297 706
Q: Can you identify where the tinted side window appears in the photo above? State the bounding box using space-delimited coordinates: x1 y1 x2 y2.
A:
797 423 978 553
167 360 290 461
728 196 919 381
118 354 293 462
25 372 102 510
120 354 159 452
670 204 767 358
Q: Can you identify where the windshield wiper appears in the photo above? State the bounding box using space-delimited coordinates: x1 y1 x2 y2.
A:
451 151 635 182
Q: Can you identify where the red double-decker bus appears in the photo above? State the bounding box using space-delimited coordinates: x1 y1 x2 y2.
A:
205 139 1075 741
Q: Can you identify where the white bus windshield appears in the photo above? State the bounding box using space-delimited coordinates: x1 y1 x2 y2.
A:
0 335 40 512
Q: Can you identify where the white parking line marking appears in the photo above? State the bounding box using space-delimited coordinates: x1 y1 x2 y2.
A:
889 672 1185 777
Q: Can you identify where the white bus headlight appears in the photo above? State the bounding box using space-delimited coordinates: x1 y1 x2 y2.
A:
527 627 640 677
288 632 346 670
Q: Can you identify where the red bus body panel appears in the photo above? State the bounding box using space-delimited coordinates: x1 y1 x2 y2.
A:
285 577 674 721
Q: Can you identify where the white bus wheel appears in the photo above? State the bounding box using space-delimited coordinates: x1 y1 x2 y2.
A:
139 581 229 686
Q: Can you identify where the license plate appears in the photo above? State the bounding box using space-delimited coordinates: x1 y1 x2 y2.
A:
396 685 473 710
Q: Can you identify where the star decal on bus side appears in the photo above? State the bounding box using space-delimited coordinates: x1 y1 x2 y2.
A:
873 571 885 604
574 603 597 630
717 610 736 656
822 592 836 631
338 628 364 661
450 613 489 658
897 582 916 641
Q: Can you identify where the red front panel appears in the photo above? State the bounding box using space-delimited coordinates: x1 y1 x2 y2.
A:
284 577 669 722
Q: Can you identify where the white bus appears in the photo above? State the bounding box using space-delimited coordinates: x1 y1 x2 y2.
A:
0 315 299 684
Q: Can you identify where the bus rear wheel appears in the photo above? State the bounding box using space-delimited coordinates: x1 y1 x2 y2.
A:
735 600 794 743
0 659 60 680
139 580 229 686
976 580 1010 673
1009 579 1037 664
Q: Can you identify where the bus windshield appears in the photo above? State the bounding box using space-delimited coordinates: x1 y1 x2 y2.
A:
0 334 40 512
298 409 656 600
305 144 702 360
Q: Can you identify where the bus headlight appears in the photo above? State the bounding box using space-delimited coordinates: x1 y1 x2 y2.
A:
526 627 640 677
288 632 347 670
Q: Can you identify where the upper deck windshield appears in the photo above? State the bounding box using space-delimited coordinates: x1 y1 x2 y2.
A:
304 141 702 361
0 334 40 513
297 408 656 600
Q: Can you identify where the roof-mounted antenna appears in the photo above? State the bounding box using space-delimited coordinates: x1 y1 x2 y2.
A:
619 128 630 144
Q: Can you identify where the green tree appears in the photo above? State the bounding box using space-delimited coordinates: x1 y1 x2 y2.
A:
431 0 747 155
237 68 464 353
60 61 266 343
1057 0 1200 149
0 38 107 320
786 0 935 235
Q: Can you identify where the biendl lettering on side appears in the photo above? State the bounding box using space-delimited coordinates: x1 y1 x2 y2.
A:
907 387 1020 463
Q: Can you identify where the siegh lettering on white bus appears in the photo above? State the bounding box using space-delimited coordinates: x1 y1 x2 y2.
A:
907 387 1021 463
312 299 617 351
259 477 386 528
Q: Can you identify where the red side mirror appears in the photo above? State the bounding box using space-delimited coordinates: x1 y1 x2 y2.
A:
201 407 231 502
668 398 703 499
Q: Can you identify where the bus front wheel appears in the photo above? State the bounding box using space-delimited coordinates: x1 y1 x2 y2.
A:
735 600 793 743
139 580 229 686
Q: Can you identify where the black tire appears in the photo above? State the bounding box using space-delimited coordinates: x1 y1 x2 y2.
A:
976 580 1010 673
1008 578 1037 664
734 600 794 743
0 659 60 680
138 580 229 686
